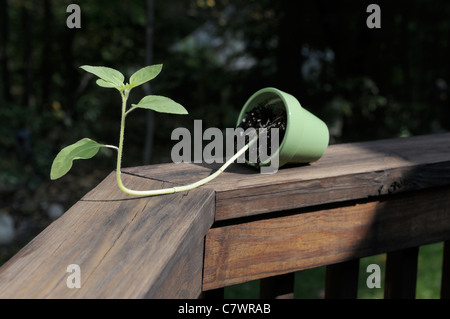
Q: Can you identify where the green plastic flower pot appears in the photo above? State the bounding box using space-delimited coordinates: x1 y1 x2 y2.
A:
236 87 329 169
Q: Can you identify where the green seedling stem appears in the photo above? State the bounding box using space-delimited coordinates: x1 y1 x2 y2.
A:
50 64 259 197
115 88 254 196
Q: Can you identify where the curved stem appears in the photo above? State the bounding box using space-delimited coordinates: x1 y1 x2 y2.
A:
117 139 253 196
116 90 130 194
124 105 137 117
103 144 119 151
115 90 258 197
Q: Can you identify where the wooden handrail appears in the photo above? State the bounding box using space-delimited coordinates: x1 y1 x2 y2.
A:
125 132 450 221
0 133 449 298
0 175 216 298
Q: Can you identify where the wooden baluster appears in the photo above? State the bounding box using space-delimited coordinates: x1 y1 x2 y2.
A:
325 259 359 299
384 246 419 299
260 272 295 299
441 241 450 299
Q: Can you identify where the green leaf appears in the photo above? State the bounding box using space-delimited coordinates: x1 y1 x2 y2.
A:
129 64 162 88
96 79 117 88
50 138 102 180
80 65 124 88
132 95 188 115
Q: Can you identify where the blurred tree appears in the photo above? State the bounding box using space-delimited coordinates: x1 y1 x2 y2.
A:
0 0 11 102
20 2 32 108
142 0 154 164
0 0 449 184
1 2 449 153
1 0 450 268
40 0 53 104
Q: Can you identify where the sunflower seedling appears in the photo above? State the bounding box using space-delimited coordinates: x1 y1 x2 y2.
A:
50 64 255 196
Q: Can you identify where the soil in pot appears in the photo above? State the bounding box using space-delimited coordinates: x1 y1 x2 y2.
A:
236 100 287 168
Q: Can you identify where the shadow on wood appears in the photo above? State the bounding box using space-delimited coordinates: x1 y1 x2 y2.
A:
0 133 449 298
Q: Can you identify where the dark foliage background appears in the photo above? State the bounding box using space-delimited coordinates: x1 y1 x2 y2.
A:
1 0 449 267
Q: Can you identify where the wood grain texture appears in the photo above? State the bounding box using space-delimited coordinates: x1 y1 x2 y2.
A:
1 133 449 298
124 133 450 221
384 247 419 299
0 172 215 298
325 259 359 299
203 186 450 290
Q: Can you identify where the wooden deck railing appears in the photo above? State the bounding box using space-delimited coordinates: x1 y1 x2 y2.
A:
0 133 449 298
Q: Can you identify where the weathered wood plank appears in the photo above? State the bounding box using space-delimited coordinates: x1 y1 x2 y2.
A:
203 186 450 290
1 133 449 298
325 259 359 299
440 241 450 299
384 247 419 299
0 172 215 298
125 133 450 221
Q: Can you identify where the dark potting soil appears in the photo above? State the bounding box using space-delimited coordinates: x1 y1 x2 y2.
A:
236 100 287 167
